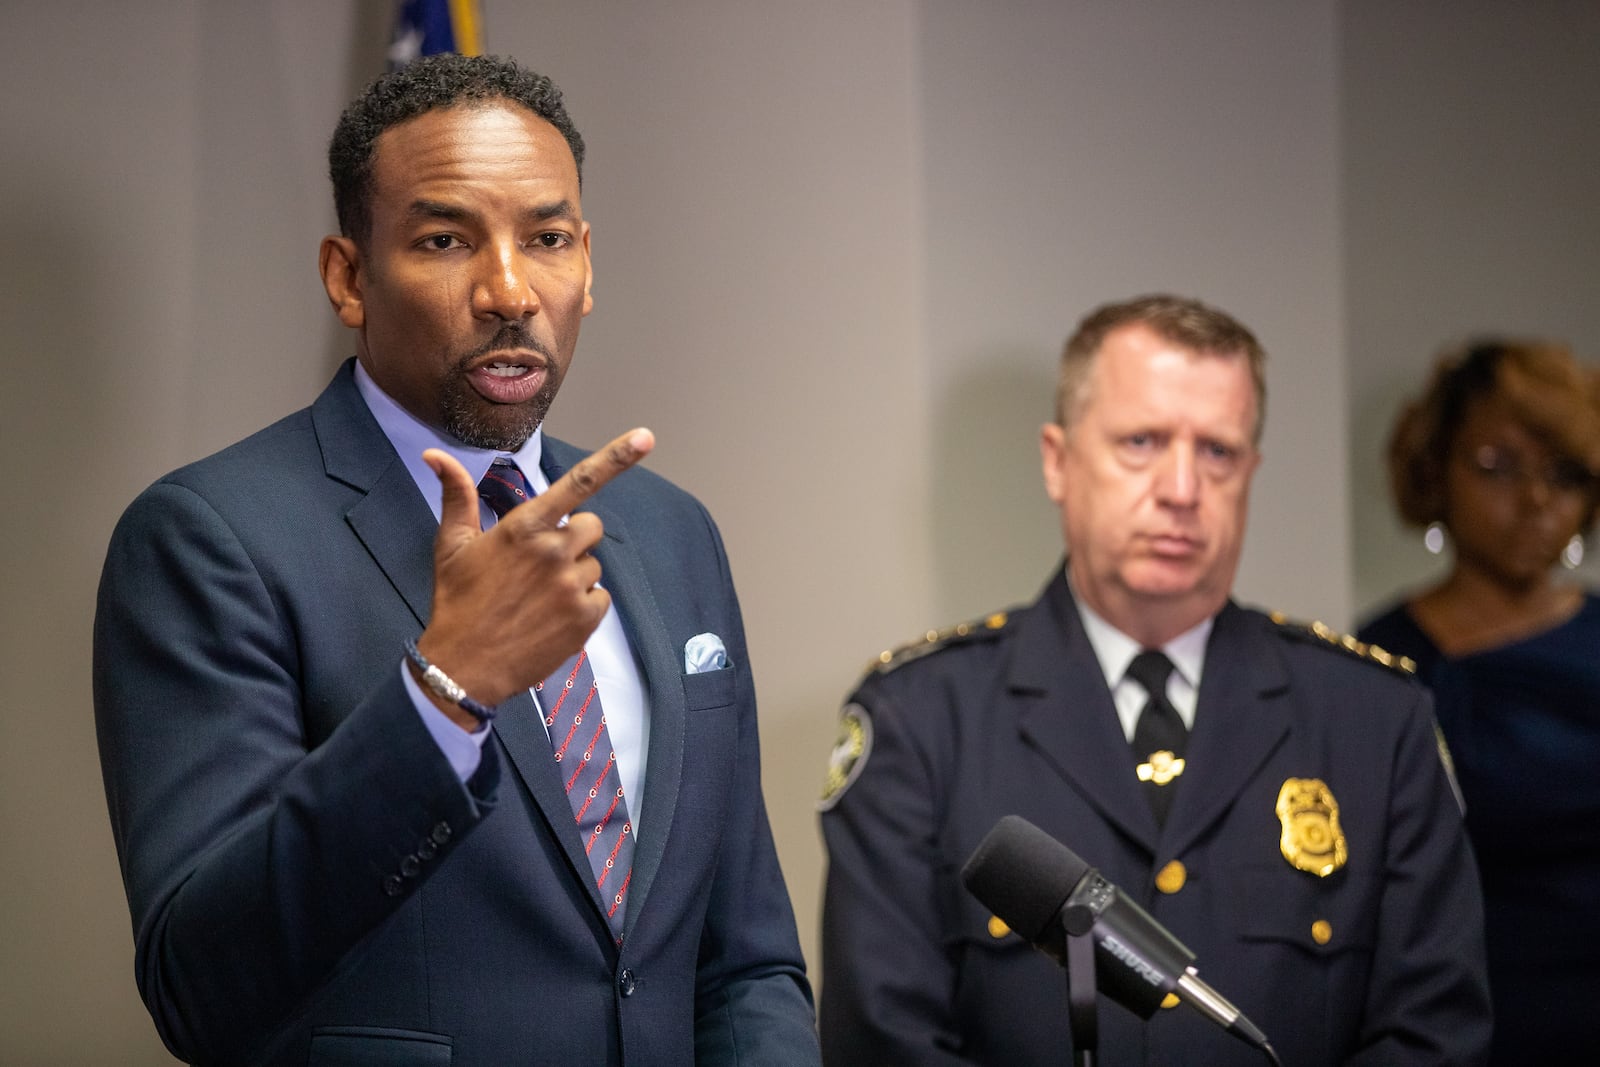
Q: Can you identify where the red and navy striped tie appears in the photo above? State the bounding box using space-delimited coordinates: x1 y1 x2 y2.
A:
479 458 635 941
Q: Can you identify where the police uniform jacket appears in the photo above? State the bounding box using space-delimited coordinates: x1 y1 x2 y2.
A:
819 569 1490 1066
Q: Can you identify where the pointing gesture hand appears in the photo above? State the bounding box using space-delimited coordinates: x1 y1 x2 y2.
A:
415 428 655 729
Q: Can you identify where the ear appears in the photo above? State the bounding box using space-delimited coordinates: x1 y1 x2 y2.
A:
580 221 594 316
1040 422 1069 503
319 235 366 329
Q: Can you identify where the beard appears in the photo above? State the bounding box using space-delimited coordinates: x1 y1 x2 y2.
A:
439 325 564 451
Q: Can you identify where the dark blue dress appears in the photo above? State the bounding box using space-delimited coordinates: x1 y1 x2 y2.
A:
1360 596 1600 1064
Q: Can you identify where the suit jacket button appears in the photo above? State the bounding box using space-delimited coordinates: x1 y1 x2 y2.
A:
430 822 452 845
382 874 404 897
401 855 422 877
618 969 636 997
417 838 438 860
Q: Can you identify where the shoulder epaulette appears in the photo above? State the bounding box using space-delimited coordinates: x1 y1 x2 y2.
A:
1268 611 1417 676
863 611 1014 677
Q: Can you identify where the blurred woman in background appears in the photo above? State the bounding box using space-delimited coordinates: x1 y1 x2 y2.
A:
1360 338 1600 1064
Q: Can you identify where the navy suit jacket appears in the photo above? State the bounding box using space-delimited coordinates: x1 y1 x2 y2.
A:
820 571 1490 1066
94 362 819 1067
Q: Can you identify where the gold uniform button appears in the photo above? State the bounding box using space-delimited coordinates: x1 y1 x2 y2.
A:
1161 993 1181 1010
1154 860 1187 894
987 915 1011 939
1311 920 1332 945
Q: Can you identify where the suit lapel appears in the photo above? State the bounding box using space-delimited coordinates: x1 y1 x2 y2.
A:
1164 603 1290 854
1003 570 1293 856
315 363 436 629
1012 573 1161 851
489 691 599 909
543 441 685 936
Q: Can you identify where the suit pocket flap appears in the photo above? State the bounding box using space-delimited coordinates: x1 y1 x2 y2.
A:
949 879 1036 956
1232 866 1379 956
310 1026 452 1066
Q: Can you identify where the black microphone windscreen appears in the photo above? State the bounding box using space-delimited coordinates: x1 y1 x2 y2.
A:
961 815 1090 943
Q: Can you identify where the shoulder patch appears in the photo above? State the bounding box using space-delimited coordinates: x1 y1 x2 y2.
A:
1434 723 1467 815
862 611 1014 677
819 703 873 811
1268 612 1417 676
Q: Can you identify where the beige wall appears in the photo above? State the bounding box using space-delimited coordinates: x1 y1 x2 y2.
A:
917 0 1346 623
1 2 1593 1061
1342 0 1600 614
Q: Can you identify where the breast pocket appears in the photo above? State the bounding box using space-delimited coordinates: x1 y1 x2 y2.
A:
309 1026 452 1066
1229 865 1380 1058
681 665 737 711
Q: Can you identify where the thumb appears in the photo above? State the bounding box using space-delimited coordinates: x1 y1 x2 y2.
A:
424 448 480 560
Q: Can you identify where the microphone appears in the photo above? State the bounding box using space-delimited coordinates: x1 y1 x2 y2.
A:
961 815 1273 1056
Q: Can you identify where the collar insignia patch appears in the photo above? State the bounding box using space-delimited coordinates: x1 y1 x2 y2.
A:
1137 750 1185 786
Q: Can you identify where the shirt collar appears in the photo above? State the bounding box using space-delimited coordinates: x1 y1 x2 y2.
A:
353 360 548 522
1068 570 1214 692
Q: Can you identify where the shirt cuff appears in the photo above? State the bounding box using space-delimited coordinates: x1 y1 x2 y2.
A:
400 658 489 782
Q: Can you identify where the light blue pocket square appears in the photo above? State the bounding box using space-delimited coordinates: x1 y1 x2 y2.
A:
684 632 729 674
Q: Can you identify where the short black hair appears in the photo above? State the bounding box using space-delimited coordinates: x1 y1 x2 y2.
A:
328 53 585 248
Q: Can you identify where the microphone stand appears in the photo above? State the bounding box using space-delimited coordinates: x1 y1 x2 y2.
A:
1061 902 1099 1067
1054 875 1284 1067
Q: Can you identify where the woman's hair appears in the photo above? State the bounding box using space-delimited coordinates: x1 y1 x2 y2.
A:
1387 337 1600 532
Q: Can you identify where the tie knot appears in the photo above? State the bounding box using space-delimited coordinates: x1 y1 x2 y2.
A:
478 458 534 518
1126 649 1175 697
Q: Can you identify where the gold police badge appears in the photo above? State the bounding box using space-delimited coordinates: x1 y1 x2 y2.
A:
1276 777 1348 877
819 703 873 811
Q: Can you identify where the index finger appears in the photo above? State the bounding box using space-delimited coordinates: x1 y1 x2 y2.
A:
534 427 655 521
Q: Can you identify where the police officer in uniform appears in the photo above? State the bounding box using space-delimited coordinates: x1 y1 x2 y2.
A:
818 295 1490 1066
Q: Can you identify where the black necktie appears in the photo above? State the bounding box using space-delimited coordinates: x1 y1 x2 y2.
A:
1127 650 1186 826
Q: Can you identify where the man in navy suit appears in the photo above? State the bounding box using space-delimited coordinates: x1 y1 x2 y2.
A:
94 54 819 1066
818 295 1491 1065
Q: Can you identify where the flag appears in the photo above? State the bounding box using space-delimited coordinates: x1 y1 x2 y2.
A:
389 0 484 69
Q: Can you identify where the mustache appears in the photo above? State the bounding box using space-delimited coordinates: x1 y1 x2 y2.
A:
459 324 554 368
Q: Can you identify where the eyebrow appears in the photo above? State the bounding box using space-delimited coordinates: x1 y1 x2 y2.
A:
404 199 580 225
